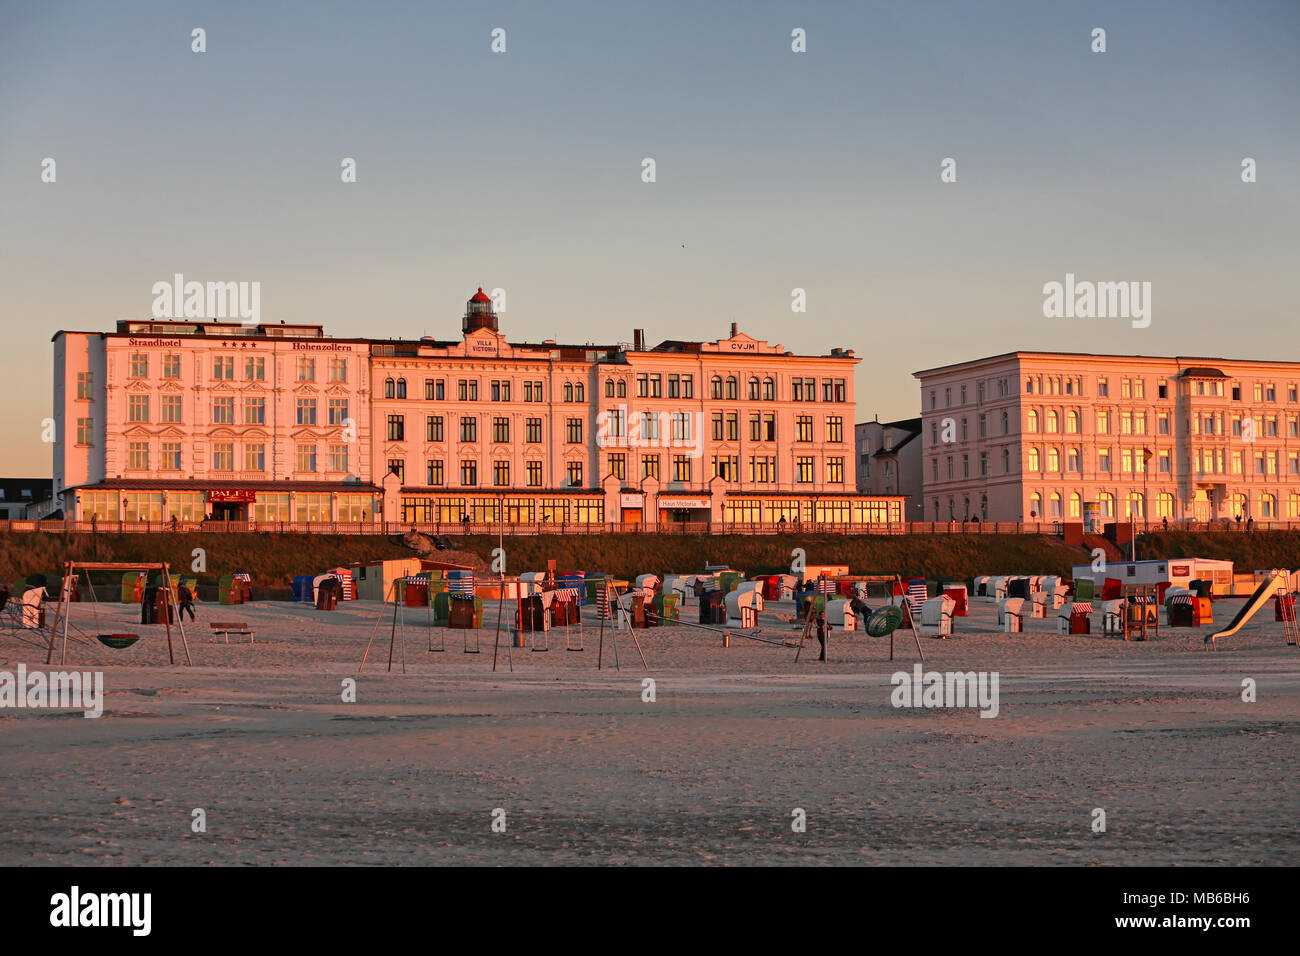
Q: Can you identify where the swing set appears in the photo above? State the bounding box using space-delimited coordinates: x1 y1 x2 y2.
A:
45 561 193 666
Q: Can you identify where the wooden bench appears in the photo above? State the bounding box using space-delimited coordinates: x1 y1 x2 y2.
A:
209 621 255 644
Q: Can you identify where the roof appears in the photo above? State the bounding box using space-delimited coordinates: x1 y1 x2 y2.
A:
64 479 382 494
874 430 921 457
913 351 1300 378
469 288 493 303
1179 366 1228 379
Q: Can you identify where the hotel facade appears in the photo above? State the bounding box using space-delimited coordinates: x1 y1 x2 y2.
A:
913 351 1300 525
51 289 903 530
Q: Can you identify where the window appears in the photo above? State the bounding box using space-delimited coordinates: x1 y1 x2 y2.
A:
162 395 182 423
130 354 148 378
1049 493 1062 518
460 417 477 443
161 442 181 471
711 376 723 399
711 413 723 442
492 417 510 443
671 413 692 442
128 395 150 423
329 445 349 473
328 399 349 426
1097 377 1108 397
795 456 815 483
426 460 445 485
1047 448 1060 472
1066 410 1079 434
243 397 265 425
796 416 813 442
387 414 405 441
388 459 406 483
750 456 776 483
459 380 478 401
296 357 315 382
1046 410 1059 433
826 458 844 483
162 354 181 379
245 356 265 381
566 461 583 487
673 456 692 482
1069 492 1082 518
296 444 317 473
426 379 445 401
245 444 265 472
1002 448 1010 473
642 455 659 480
608 454 626 481
575 383 585 402
826 417 843 443
1068 447 1080 471
526 418 542 443
127 441 149 469
396 378 407 399
384 378 395 399
763 377 775 401
1027 409 1039 432
1098 448 1111 472
605 378 615 398
213 356 234 380
979 451 989 476
1027 448 1040 472
566 418 582 444
296 398 317 426
76 372 93 400
712 455 739 481
526 461 542 487
213 442 234 471
1000 411 1008 435
426 416 444 442
76 417 93 445
494 461 510 486
329 358 347 383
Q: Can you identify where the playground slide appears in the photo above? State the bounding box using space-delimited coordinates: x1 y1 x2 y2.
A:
1205 575 1282 645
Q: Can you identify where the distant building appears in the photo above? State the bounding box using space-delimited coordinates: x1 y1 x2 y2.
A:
914 351 1300 524
855 418 923 520
0 478 56 520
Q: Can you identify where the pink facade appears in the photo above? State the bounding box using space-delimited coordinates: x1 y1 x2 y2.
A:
51 293 904 529
913 351 1300 524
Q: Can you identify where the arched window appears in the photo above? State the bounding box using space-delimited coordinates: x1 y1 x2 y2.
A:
1027 447 1040 472
1098 492 1115 517
980 494 988 520
1046 410 1059 433
1155 492 1175 517
1287 492 1300 517
1066 410 1079 433
1025 378 1034 394
763 377 775 401
605 378 615 398
1000 410 1009 435
1047 447 1060 472
1029 492 1042 518
564 383 574 402
711 376 723 399
748 377 760 400
396 378 406 399
574 383 584 402
1027 410 1039 433
1069 492 1081 517
1260 493 1276 518
725 376 738 400
384 377 395 399
1127 492 1145 519
1050 492 1063 517
616 380 626 398
963 497 970 518
1230 492 1248 517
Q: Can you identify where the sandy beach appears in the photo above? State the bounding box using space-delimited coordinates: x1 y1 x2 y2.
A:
2 594 1295 866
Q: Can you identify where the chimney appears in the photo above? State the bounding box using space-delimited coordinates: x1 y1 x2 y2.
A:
633 329 644 351
730 322 738 338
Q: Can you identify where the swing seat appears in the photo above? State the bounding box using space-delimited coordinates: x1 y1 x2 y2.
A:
866 606 903 637
97 633 141 649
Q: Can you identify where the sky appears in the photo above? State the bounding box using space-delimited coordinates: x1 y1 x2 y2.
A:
2 0 1297 477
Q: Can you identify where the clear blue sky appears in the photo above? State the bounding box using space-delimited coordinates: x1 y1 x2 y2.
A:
2 0 1297 476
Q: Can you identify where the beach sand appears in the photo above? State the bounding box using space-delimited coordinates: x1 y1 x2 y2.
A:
1 593 1295 865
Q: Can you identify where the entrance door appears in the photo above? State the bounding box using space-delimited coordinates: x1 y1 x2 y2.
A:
212 502 247 521
1192 490 1210 522
621 508 642 528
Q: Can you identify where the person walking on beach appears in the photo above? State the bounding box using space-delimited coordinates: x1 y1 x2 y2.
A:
816 609 828 662
177 582 196 622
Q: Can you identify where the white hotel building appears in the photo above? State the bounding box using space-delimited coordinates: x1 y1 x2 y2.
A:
913 351 1300 525
51 289 903 529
